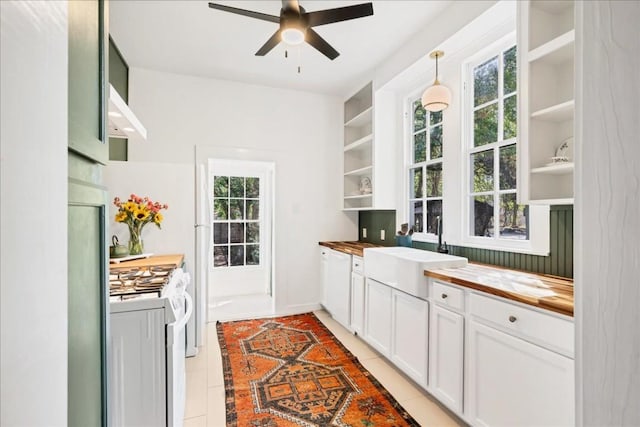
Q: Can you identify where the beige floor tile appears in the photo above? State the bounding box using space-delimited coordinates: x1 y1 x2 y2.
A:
206 385 226 427
359 357 425 402
183 415 207 427
184 369 208 419
335 332 381 361
207 336 224 388
401 395 464 427
186 345 208 373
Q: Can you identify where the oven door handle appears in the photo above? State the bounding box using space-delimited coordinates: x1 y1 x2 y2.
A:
177 292 193 333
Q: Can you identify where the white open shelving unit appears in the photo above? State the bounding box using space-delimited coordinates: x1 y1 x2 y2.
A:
518 0 576 205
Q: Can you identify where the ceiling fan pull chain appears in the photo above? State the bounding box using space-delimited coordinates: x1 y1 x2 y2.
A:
285 49 288 58
297 45 302 74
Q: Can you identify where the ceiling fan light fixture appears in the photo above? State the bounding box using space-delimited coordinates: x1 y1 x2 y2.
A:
281 27 305 45
422 50 451 112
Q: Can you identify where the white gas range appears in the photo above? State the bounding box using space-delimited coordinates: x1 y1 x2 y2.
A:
109 261 192 427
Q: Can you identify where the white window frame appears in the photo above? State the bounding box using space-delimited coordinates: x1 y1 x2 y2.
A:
462 34 549 255
406 94 444 241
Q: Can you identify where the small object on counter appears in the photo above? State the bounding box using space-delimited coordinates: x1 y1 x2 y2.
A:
400 223 409 234
395 234 412 247
408 228 414 236
109 235 129 258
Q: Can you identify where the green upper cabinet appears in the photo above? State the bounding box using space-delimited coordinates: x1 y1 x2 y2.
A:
68 0 108 164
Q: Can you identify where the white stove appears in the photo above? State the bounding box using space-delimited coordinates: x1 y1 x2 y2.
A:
109 264 192 427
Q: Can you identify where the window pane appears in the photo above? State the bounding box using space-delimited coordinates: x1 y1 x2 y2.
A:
426 163 443 197
213 176 228 197
213 199 228 220
230 177 244 198
500 194 528 240
230 223 244 243
410 167 423 199
246 177 259 198
413 100 426 131
246 200 259 220
430 110 443 126
246 222 259 243
213 246 228 267
504 95 517 140
430 125 443 159
410 200 423 233
413 132 426 163
500 144 517 190
230 245 244 266
473 195 494 237
474 103 498 147
474 56 498 106
246 244 260 265
213 223 228 244
426 200 442 234
503 45 517 95
472 150 494 192
229 199 244 220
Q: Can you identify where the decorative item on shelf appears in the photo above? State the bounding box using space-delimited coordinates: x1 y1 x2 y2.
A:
113 194 168 255
421 50 452 112
109 235 129 258
547 137 574 166
359 176 372 195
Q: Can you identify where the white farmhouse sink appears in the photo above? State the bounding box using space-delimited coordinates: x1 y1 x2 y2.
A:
364 247 467 298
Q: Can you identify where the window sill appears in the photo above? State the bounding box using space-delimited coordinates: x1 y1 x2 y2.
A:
460 238 550 257
409 233 439 244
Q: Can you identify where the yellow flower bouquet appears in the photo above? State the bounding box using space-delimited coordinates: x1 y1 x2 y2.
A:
113 194 168 255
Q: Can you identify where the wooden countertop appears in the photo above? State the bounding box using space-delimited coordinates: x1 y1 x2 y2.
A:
319 241 384 257
425 263 574 317
109 254 184 270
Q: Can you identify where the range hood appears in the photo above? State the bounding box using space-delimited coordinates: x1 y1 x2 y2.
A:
107 84 147 140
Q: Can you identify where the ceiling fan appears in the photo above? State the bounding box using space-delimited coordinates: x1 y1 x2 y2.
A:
208 0 374 60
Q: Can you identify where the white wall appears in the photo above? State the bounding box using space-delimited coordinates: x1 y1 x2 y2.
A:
0 1 68 426
118 68 356 314
576 1 640 425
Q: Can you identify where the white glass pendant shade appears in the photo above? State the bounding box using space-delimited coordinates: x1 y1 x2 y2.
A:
421 50 451 112
282 28 305 45
421 82 452 112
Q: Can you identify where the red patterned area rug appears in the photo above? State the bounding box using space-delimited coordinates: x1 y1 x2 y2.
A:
217 312 420 427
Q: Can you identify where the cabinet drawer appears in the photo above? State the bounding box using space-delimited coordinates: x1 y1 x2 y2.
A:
352 256 364 274
469 292 574 357
432 281 464 311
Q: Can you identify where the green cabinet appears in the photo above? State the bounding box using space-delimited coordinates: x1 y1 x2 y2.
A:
68 0 109 425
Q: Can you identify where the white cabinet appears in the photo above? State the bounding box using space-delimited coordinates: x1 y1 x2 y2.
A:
325 249 351 328
363 278 392 357
518 0 576 204
429 304 464 414
350 256 365 335
319 247 329 307
466 292 574 427
391 290 429 388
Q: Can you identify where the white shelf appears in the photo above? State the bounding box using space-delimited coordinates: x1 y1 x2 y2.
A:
528 30 574 64
344 134 373 151
343 207 372 211
531 100 574 122
531 162 574 175
344 165 372 176
344 194 373 199
344 106 372 128
529 198 574 206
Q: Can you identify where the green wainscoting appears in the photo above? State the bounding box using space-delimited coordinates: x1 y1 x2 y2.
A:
108 36 129 161
358 210 396 247
360 206 574 278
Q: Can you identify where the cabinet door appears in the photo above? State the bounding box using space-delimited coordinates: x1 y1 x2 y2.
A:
110 309 166 427
391 290 428 388
467 320 574 427
350 272 365 335
326 250 351 328
364 278 392 357
320 248 329 306
429 304 464 413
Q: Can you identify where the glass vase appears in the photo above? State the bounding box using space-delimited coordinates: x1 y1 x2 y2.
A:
128 224 144 255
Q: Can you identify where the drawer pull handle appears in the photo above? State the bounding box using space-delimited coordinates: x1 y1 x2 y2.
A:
355 263 360 267
508 315 517 323
441 293 448 299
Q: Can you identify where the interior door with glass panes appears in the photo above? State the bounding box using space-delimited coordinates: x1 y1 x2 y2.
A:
208 159 273 297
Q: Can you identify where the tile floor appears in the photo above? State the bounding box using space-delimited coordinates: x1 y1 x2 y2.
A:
183 310 464 427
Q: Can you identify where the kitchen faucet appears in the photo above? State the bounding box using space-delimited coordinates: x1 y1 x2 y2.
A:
436 216 449 254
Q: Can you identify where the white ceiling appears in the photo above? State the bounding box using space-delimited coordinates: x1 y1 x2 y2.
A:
109 0 452 96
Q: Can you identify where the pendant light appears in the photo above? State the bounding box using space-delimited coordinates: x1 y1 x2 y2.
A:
421 50 451 112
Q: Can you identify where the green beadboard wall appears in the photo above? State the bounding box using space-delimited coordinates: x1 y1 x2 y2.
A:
360 205 573 278
108 36 128 161
358 210 396 247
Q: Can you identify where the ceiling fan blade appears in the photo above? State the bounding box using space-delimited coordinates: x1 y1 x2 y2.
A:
208 3 280 23
255 30 282 56
281 0 300 14
305 3 373 27
306 28 339 60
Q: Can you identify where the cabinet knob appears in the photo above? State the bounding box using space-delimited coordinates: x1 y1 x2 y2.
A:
355 263 360 267
441 293 448 299
508 315 517 323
